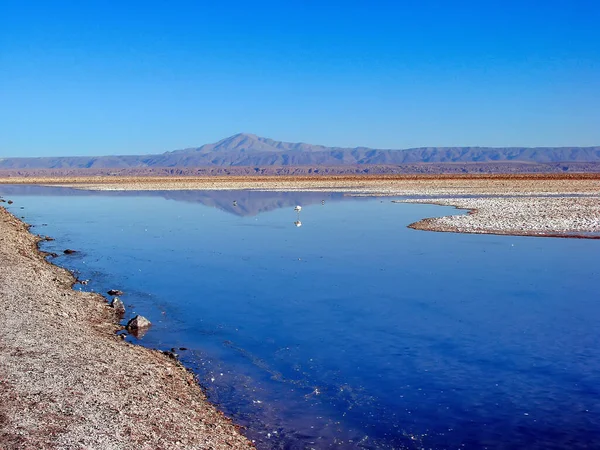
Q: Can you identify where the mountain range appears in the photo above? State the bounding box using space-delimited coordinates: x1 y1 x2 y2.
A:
2 133 600 170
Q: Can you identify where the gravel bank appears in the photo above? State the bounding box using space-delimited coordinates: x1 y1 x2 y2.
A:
0 207 252 449
399 197 600 238
1 174 600 196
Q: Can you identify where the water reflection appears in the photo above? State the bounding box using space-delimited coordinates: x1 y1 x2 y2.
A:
0 184 353 218
294 205 302 227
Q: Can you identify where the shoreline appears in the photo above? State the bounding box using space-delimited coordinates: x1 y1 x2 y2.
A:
1 173 600 196
398 197 600 239
0 206 252 448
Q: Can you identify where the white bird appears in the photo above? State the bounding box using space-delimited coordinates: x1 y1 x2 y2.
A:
294 221 302 227
294 205 302 212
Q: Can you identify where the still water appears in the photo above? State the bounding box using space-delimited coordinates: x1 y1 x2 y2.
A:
2 186 600 449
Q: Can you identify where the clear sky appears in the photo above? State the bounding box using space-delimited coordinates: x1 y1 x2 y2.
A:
1 0 599 157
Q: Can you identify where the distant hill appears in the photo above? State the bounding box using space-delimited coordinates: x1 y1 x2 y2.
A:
2 133 600 170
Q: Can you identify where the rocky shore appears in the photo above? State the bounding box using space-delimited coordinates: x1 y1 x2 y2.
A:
0 206 252 449
398 196 600 238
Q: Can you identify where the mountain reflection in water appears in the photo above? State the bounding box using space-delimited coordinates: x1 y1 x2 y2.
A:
0 184 360 218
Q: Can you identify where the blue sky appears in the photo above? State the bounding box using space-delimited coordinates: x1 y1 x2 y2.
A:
1 0 599 157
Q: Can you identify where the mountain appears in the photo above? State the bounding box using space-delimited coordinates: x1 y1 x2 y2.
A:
1 133 600 170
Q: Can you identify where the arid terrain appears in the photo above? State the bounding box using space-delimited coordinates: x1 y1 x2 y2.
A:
1 173 600 194
399 197 600 238
0 206 252 449
2 161 600 178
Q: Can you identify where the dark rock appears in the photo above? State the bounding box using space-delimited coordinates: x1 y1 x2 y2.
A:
125 316 152 339
162 350 179 360
43 236 55 242
107 289 123 296
126 315 151 331
47 252 59 258
63 249 77 255
0 199 5 203
7 200 13 204
110 297 125 315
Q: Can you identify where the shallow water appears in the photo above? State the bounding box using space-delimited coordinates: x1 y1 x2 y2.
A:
3 186 600 449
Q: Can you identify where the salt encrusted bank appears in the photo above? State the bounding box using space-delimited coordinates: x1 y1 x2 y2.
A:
0 206 252 449
398 196 600 238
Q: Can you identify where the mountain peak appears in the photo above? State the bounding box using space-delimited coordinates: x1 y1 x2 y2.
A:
231 132 259 140
196 133 279 154
216 132 259 144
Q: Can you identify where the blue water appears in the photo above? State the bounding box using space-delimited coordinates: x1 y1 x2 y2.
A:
2 186 600 449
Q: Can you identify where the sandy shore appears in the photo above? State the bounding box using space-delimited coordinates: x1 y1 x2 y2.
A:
0 206 252 448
